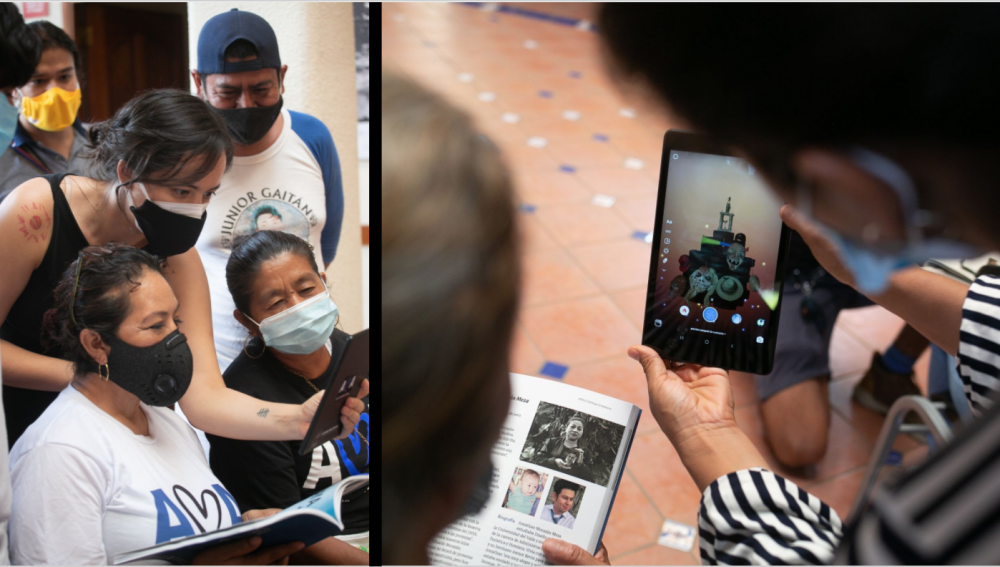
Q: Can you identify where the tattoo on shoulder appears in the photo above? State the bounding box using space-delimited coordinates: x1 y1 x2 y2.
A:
257 408 269 418
16 202 52 244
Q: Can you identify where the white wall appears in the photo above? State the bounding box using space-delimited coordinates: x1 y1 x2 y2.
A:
187 2 365 333
17 2 64 28
360 160 368 328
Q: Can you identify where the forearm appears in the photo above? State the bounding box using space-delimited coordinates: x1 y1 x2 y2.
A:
866 267 968 356
674 425 769 493
290 537 369 565
0 340 74 391
179 377 308 441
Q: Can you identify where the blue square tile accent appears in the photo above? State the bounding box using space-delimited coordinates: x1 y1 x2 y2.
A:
538 90 554 98
593 133 609 142
569 71 582 78
559 165 576 173
540 362 568 380
631 230 651 241
885 450 903 466
518 203 537 214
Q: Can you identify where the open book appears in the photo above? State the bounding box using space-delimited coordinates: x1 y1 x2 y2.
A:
112 475 370 565
429 373 641 565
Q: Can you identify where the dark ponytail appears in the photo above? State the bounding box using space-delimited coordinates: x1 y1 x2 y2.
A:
84 89 234 192
42 243 165 375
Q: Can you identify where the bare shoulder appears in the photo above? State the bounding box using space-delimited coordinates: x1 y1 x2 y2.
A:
0 177 57 263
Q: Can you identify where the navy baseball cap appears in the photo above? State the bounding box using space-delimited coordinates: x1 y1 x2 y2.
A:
197 8 281 74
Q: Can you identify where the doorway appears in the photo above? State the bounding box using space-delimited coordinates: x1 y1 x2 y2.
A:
74 2 188 123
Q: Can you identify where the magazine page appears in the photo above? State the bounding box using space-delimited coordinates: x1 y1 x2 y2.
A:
428 373 640 566
113 475 369 565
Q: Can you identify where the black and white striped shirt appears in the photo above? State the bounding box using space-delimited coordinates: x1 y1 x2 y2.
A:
698 274 1000 564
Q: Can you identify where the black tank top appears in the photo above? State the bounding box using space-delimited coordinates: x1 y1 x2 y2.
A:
0 173 90 446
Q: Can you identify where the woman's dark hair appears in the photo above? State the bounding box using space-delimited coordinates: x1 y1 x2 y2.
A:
0 3 41 89
226 230 320 317
84 89 234 193
384 72 520 561
42 243 165 375
28 20 83 85
598 4 1000 184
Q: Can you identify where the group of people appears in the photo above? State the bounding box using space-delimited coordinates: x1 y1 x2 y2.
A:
386 3 1000 565
1 4 368 565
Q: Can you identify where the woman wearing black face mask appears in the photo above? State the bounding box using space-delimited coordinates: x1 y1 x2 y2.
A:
9 243 305 565
0 89 351 457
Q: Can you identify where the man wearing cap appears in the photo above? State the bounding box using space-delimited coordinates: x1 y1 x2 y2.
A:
192 8 346 373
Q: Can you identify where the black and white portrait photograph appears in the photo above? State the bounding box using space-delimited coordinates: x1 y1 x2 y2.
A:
518 402 625 487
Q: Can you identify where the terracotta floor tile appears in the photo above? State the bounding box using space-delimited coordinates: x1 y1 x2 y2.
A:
836 305 906 351
613 195 660 232
510 322 545 376
626 434 703 528
575 168 659 198
828 372 922 453
804 467 866 521
502 145 561 172
611 287 648 332
829 326 876 379
515 171 594 205
563 355 659 436
568 239 652 293
534 201 634 246
610 543 700 566
517 212 559 252
601 472 665 556
521 247 601 307
544 139 628 170
519 295 641 365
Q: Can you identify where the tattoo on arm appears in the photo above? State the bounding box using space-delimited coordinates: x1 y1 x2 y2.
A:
257 408 269 418
17 202 51 243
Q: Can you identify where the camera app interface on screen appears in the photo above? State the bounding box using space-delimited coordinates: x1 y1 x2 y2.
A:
647 150 784 371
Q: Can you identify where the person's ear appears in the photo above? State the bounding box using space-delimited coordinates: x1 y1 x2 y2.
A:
790 148 907 241
191 70 204 97
115 160 137 188
320 271 327 286
79 329 110 365
234 310 260 337
278 65 288 94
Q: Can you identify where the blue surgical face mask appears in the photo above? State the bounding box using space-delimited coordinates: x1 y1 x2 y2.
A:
245 281 339 355
798 148 982 295
0 95 18 151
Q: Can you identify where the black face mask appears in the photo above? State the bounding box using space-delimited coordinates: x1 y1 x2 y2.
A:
214 96 283 145
127 200 206 259
91 330 193 407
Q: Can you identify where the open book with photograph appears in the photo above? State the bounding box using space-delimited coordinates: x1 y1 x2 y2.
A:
429 373 642 566
112 474 369 565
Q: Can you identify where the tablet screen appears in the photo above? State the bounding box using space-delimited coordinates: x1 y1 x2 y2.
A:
644 148 786 372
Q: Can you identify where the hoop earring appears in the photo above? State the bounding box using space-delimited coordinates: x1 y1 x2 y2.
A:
244 335 265 359
99 362 109 382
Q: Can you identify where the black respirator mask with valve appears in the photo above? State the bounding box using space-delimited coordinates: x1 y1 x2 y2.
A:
89 330 193 407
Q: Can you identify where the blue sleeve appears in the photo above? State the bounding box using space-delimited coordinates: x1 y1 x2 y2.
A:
289 110 345 265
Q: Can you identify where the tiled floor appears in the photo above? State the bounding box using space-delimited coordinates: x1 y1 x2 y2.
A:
384 3 931 563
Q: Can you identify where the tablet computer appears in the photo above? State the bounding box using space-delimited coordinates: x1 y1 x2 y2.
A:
642 131 790 374
299 328 369 455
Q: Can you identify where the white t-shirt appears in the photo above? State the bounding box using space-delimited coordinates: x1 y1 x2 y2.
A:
9 386 241 565
195 108 343 374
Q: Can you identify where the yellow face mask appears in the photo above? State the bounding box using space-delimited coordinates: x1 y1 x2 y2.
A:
19 87 82 132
